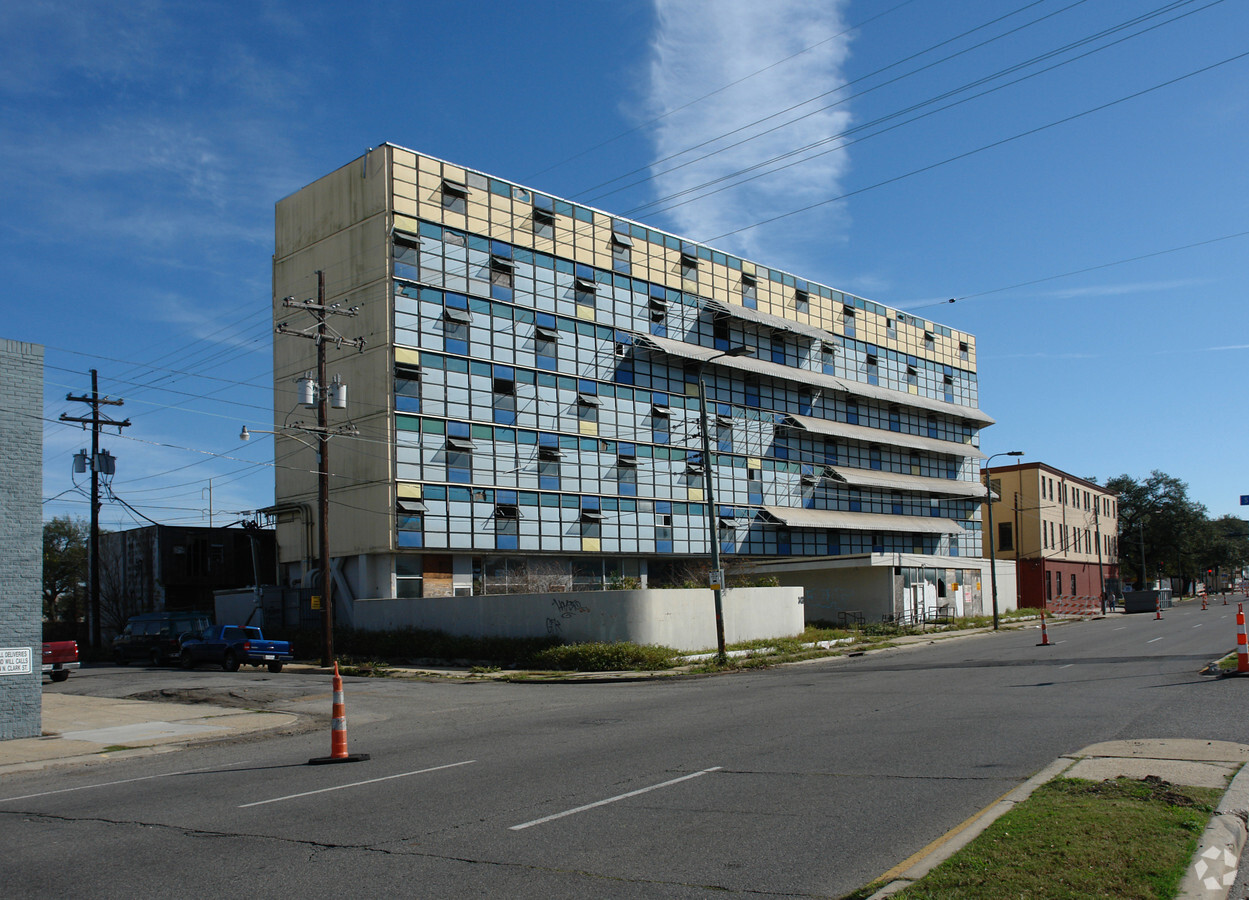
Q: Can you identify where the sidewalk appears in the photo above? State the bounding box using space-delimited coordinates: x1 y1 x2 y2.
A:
0 693 298 775
869 739 1249 900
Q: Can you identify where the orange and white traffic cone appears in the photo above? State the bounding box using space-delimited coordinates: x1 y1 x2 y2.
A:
1155 597 1163 620
1037 611 1051 647
1238 604 1249 675
1202 597 1208 611
308 662 370 765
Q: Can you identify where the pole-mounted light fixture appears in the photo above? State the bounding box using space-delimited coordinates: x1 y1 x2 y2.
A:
985 450 1024 630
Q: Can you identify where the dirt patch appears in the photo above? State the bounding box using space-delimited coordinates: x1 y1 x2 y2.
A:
127 687 289 708
1057 774 1215 809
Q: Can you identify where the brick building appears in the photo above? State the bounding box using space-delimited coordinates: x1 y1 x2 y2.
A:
0 338 44 740
982 461 1120 609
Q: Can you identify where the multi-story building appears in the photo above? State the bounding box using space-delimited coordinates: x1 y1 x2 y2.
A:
271 145 996 615
982 462 1119 608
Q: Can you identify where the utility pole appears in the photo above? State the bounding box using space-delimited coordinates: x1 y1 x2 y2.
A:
61 370 130 650
275 271 364 667
1095 500 1106 613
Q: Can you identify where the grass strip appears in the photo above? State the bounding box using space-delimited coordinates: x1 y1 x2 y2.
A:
864 776 1220 900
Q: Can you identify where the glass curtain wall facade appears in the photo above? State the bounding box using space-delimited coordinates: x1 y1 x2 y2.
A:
274 146 994 598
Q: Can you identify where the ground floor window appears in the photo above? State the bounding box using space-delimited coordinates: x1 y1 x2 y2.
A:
396 556 423 598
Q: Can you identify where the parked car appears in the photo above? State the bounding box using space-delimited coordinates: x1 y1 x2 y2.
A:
42 641 79 682
179 625 293 673
113 611 213 666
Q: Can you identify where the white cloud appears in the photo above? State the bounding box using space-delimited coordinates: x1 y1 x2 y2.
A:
644 0 853 260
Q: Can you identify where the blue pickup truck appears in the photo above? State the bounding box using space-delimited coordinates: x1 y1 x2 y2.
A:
179 625 294 673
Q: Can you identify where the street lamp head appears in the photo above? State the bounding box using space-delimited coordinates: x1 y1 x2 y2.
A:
723 346 753 358
1006 450 1024 457
239 426 250 442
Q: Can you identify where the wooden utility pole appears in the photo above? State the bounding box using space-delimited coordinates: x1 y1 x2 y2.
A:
61 370 129 649
276 271 364 667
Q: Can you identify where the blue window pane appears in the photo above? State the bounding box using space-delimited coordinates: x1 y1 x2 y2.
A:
397 531 423 548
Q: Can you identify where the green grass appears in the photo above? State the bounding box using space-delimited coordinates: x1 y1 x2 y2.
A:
524 641 683 672
857 777 1220 900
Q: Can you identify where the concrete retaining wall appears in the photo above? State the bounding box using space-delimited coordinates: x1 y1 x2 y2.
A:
349 586 805 652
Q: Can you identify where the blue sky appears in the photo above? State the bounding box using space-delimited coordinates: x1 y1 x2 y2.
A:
5 0 1247 531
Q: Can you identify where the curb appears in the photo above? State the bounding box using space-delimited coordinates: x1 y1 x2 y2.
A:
866 756 1079 899
1178 763 1249 899
866 742 1249 900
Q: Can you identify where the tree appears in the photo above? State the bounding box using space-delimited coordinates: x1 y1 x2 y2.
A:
1106 471 1209 587
43 516 88 625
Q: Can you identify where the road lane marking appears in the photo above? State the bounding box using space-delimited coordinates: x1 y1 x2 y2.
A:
1060 664 1074 669
240 760 476 808
0 761 250 803
1193 624 1204 628
1147 638 1163 643
1113 627 1126 631
509 766 723 831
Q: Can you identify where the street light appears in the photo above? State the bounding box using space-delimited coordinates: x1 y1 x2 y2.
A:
984 450 1024 630
698 345 753 663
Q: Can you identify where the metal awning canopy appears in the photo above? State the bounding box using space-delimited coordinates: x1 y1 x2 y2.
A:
631 332 995 425
784 414 986 460
760 506 965 534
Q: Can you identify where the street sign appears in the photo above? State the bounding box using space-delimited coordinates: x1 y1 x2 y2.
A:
0 648 33 676
1241 495 1249 506
708 570 724 588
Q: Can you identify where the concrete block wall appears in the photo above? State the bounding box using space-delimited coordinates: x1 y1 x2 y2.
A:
0 339 44 740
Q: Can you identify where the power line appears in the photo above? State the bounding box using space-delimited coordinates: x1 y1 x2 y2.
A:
620 0 1221 220
701 47 1249 244
579 0 1090 203
906 227 1249 310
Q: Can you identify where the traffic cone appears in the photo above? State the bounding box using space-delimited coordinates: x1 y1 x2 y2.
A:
1238 605 1249 675
1155 597 1163 620
1202 597 1208 611
308 662 370 765
1037 611 1051 647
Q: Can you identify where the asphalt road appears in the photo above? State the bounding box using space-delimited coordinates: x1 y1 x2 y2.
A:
5 603 1245 899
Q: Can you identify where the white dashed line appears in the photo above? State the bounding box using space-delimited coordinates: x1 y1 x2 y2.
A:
510 767 723 830
240 760 476 808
